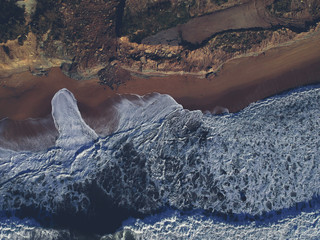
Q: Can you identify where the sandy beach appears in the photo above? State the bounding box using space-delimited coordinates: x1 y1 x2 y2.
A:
1 28 320 120
0 26 319 149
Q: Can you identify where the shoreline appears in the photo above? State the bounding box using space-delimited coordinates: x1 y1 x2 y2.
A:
0 33 320 150
0 26 319 121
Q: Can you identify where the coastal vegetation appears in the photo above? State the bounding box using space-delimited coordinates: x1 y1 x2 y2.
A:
122 1 191 43
122 0 230 43
271 0 292 13
30 0 63 39
210 30 269 53
0 0 27 44
211 0 228 6
266 0 320 18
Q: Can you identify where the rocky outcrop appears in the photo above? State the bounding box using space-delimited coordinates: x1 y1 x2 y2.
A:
117 27 303 77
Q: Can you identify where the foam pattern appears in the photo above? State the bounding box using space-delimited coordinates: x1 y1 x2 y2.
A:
0 86 320 237
0 217 71 240
52 88 98 149
124 209 320 239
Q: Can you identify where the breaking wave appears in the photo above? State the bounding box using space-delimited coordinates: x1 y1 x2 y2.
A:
0 85 320 238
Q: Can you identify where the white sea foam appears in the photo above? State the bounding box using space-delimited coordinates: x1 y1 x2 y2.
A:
0 217 70 240
0 86 319 237
51 88 98 149
123 209 320 239
113 92 182 132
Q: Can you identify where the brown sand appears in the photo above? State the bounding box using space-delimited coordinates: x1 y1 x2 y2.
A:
0 29 320 122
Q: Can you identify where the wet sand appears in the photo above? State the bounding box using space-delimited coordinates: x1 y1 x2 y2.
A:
0 28 319 149
0 116 58 151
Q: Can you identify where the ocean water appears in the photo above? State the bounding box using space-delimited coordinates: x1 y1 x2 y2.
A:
0 85 320 239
